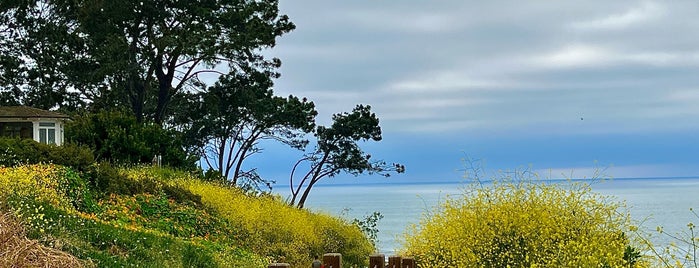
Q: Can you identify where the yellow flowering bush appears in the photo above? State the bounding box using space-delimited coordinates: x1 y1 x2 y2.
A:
402 177 649 267
179 178 373 267
0 164 76 210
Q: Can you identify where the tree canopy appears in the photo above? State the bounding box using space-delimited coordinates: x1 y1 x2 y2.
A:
0 0 294 122
176 71 317 189
289 105 405 208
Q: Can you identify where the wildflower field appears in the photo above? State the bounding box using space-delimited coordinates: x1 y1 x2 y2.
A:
0 164 372 267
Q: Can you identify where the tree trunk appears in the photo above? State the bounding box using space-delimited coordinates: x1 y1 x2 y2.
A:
297 178 320 209
154 78 171 124
128 80 144 122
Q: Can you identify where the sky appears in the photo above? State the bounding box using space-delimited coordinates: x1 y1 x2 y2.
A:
256 1 699 185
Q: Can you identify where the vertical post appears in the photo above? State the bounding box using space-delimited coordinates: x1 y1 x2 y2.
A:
388 256 402 268
402 257 415 268
323 253 342 268
268 263 290 268
369 254 385 268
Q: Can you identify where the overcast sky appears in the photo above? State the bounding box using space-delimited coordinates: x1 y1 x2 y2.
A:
258 1 699 184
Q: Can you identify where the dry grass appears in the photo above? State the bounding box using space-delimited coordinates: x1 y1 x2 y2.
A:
0 211 86 268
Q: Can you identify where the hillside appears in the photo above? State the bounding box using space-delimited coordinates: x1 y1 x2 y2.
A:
0 164 373 267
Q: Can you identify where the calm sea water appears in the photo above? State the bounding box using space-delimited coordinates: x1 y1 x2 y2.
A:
275 177 699 255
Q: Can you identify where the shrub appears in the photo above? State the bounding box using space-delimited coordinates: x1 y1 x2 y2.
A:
179 179 374 267
645 208 699 267
94 193 226 239
0 164 91 211
0 138 94 171
402 171 648 267
84 163 202 207
66 110 196 170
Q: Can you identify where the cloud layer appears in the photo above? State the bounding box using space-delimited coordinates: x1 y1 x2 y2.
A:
269 1 699 135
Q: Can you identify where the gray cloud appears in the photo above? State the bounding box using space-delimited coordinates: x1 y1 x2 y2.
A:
270 1 699 135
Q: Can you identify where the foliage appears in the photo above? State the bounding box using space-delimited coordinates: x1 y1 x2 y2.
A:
66 110 195 169
1 164 373 267
0 164 94 212
0 0 86 110
401 170 649 267
0 0 295 122
0 137 94 171
180 178 374 267
175 72 317 189
0 164 267 267
643 207 699 267
94 192 232 240
351 211 384 250
83 163 203 208
290 104 405 208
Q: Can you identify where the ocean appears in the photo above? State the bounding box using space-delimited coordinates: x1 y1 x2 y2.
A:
274 177 699 255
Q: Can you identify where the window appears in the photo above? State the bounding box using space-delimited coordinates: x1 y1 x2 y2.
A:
38 122 56 145
0 122 32 138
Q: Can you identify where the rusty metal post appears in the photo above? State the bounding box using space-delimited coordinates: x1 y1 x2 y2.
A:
402 257 416 268
369 254 385 268
323 253 342 268
268 263 290 268
387 256 402 268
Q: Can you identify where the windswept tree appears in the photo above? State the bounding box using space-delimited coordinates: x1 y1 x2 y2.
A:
0 0 294 122
176 71 317 189
289 105 405 208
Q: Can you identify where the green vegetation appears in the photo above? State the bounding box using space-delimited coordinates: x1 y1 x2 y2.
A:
0 163 373 267
173 72 318 188
0 138 93 170
66 110 194 169
645 207 699 268
401 170 650 267
1 0 402 197
289 105 405 208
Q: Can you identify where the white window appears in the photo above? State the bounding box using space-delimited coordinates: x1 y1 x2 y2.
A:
38 122 56 145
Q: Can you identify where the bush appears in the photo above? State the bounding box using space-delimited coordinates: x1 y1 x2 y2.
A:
66 110 196 170
0 164 92 212
0 138 94 171
83 163 203 207
180 179 374 267
402 171 648 267
646 208 699 267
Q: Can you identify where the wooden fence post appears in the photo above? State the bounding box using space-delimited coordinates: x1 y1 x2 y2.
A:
401 257 415 268
387 256 402 268
323 253 342 268
267 263 290 268
369 254 385 268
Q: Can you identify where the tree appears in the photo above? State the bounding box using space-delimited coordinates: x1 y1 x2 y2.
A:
176 71 317 189
289 105 405 208
0 0 85 109
1 0 294 122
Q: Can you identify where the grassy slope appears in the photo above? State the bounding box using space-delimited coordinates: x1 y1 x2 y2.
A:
0 164 372 267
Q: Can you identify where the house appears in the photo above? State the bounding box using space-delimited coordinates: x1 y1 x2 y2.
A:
0 106 70 145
